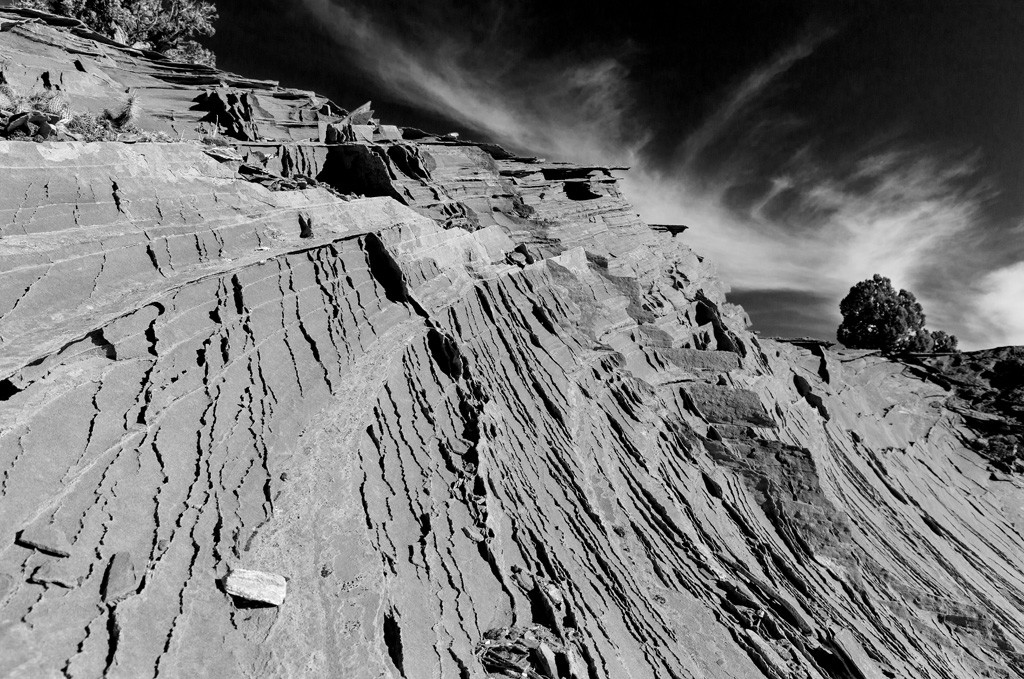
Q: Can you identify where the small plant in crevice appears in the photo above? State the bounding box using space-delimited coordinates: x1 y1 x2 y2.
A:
1 70 75 140
102 90 139 128
1 71 162 142
63 115 173 142
13 0 218 66
61 91 171 142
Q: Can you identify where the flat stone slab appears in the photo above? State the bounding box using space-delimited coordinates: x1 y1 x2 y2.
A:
16 525 72 558
28 561 83 589
225 568 287 606
663 348 742 373
683 383 776 428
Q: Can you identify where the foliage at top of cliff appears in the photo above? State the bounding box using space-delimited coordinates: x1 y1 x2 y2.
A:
16 0 217 65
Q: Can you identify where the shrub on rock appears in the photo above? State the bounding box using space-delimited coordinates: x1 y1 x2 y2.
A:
17 0 217 66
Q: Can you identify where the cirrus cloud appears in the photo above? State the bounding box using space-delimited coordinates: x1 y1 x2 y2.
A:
300 0 1024 350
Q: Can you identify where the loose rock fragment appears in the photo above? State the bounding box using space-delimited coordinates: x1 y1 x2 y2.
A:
28 561 83 589
479 626 582 679
224 568 287 606
16 525 72 558
102 552 138 602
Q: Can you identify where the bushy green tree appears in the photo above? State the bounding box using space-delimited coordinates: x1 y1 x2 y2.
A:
17 0 217 66
837 274 958 354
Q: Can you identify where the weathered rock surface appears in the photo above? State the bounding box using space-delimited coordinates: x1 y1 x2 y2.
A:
2 9 1024 679
915 347 1024 473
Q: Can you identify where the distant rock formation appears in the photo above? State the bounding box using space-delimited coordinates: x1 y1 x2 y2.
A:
1 8 1024 679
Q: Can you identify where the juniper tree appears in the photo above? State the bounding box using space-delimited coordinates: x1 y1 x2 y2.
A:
837 274 958 353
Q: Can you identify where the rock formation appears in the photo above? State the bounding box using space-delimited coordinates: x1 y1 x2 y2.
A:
915 347 1024 475
1 8 1024 679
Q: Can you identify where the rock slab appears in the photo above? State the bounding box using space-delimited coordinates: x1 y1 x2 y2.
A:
16 525 71 558
225 569 287 606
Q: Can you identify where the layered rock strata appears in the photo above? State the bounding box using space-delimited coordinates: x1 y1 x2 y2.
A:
2 9 1024 679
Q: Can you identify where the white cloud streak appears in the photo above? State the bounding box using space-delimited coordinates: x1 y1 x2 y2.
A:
974 261 1024 348
300 0 644 165
632 151 986 323
678 25 836 171
302 0 1024 350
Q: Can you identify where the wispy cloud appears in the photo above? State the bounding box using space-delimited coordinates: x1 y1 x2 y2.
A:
974 261 1024 348
678 24 837 171
634 137 1017 349
300 0 645 164
642 151 982 301
301 0 1024 350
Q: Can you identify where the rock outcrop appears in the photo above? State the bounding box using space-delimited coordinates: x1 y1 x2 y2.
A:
915 347 1024 474
2 9 1024 679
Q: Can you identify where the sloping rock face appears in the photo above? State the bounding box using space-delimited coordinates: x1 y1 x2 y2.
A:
915 347 1024 474
2 10 1024 679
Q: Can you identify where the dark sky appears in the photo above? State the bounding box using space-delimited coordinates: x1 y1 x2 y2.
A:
210 1 1024 349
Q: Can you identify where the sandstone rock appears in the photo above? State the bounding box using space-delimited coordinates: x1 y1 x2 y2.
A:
916 346 1024 472
101 552 138 602
479 626 580 679
15 525 71 558
224 569 287 606
462 526 485 542
0 9 1023 679
27 560 83 589
830 628 886 679
683 382 776 427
